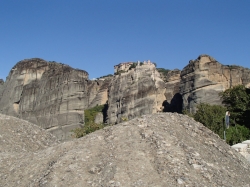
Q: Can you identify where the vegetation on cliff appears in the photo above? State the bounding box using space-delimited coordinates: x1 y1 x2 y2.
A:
71 105 107 138
98 74 113 79
156 68 170 76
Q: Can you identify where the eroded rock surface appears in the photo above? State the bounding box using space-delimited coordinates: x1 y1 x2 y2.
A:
180 55 250 112
107 64 166 124
87 79 110 108
1 113 250 186
0 59 110 140
163 69 182 113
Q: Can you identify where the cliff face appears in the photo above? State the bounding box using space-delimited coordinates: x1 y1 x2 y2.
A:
163 69 182 113
0 59 110 140
87 79 110 108
1 55 250 140
107 64 166 124
180 55 250 112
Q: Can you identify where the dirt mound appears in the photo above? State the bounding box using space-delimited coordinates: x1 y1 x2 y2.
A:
1 113 250 186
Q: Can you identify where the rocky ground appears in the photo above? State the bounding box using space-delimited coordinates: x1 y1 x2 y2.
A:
1 113 250 187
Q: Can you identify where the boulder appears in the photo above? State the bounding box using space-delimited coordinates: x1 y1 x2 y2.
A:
94 112 104 124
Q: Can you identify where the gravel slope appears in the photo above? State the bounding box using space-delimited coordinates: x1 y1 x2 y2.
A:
0 113 250 187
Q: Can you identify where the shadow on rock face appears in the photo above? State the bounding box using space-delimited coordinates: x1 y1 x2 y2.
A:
163 93 183 113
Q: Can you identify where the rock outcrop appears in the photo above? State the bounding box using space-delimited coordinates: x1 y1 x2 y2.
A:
180 55 250 112
1 113 250 186
107 64 166 124
1 55 250 140
0 59 110 140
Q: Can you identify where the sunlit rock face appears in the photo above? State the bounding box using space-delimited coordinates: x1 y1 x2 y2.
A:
180 55 250 112
107 64 166 124
0 59 110 140
87 79 110 108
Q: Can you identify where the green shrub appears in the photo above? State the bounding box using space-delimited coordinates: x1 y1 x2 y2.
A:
225 125 250 145
182 109 194 118
189 102 250 145
71 105 106 138
193 103 227 139
98 74 113 79
71 122 106 138
156 68 170 76
84 105 104 124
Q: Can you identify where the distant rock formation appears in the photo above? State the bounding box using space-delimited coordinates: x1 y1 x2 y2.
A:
1 55 250 140
0 58 110 140
107 63 166 124
180 55 250 112
114 60 154 74
1 113 250 186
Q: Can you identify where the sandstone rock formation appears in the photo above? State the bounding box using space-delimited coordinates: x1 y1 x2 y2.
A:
1 113 250 186
1 55 250 141
0 59 110 140
107 63 166 124
180 55 250 112
87 79 110 108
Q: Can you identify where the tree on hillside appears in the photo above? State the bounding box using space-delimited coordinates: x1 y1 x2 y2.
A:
225 124 250 145
190 103 250 145
193 103 227 138
220 85 250 128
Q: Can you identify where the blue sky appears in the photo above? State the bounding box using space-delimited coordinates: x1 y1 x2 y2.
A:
1 0 250 80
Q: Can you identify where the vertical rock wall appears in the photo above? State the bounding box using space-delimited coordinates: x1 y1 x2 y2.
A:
107 64 166 124
0 59 110 140
163 69 182 113
180 55 250 112
2 55 249 140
